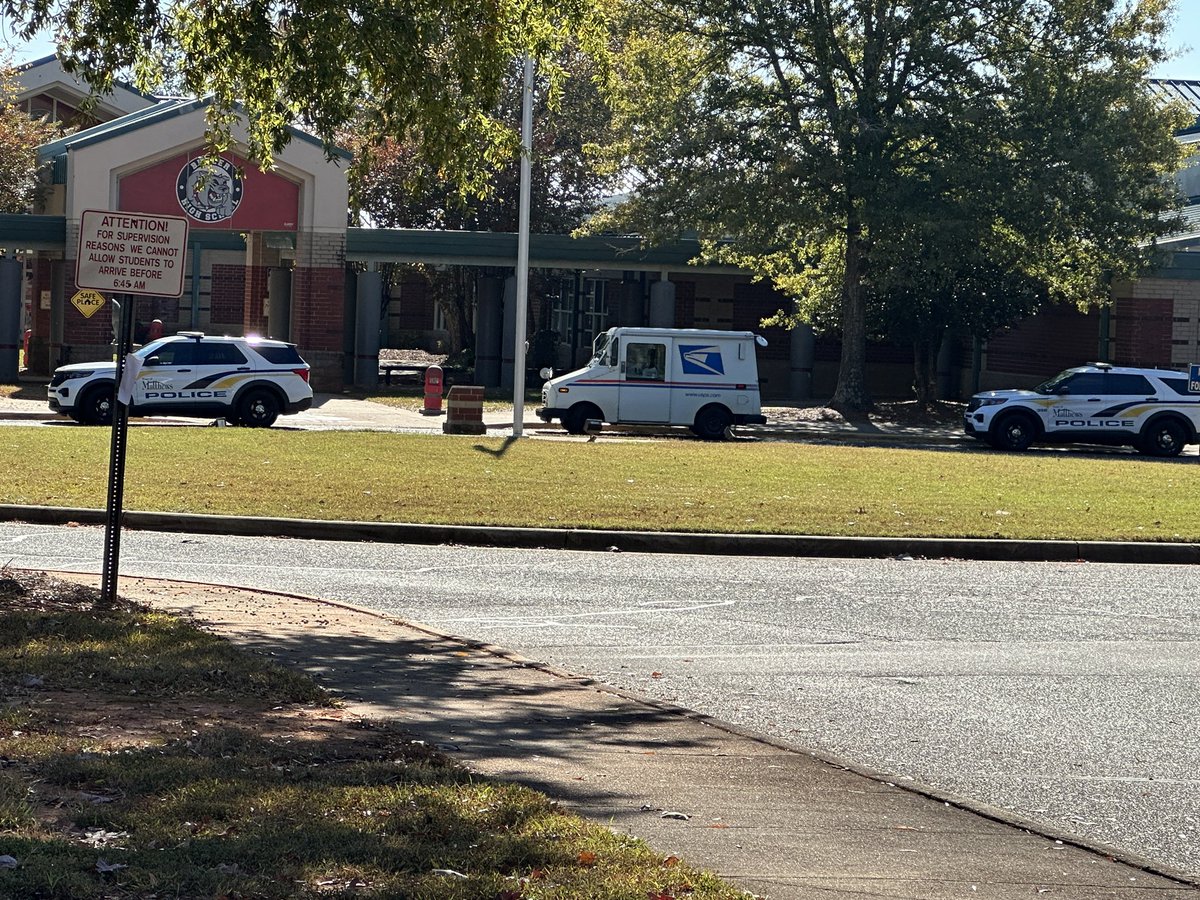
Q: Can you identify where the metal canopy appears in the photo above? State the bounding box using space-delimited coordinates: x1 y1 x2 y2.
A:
344 228 745 274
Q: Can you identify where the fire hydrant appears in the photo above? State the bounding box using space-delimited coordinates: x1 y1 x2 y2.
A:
421 365 444 415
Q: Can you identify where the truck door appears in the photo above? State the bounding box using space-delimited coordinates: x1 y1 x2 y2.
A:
619 339 671 423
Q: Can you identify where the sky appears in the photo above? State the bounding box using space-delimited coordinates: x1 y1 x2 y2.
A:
3 5 1200 77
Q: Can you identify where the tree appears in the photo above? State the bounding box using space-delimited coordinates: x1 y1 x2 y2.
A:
349 50 617 353
2 0 606 180
0 55 59 213
590 0 1187 412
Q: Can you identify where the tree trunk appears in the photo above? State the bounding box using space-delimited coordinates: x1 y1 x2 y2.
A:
430 267 476 355
830 226 873 415
912 336 937 406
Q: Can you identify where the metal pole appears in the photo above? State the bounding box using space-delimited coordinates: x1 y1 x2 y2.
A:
100 294 135 606
512 55 534 436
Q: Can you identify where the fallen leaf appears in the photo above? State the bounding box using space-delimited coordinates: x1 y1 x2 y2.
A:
578 851 598 867
660 811 689 820
661 855 680 868
431 868 467 878
96 859 127 873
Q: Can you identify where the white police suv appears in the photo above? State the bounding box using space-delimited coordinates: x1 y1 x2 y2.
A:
965 362 1200 456
47 332 313 427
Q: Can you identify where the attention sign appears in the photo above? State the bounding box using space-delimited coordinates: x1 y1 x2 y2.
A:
76 209 189 297
70 289 106 318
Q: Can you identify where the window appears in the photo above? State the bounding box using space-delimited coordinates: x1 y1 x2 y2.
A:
1059 372 1153 395
1105 374 1154 395
255 345 303 365
626 342 666 381
195 343 249 366
147 342 196 366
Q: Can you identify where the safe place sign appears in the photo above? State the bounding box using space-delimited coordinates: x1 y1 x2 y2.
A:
76 209 189 297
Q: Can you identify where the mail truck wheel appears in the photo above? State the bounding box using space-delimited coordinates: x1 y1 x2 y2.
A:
237 388 281 428
562 403 600 435
76 384 115 426
1137 417 1188 457
692 404 733 440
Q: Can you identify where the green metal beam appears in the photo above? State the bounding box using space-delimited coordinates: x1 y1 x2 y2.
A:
0 214 67 250
344 227 744 273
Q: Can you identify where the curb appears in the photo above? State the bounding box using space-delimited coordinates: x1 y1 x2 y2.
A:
3 503 1198 564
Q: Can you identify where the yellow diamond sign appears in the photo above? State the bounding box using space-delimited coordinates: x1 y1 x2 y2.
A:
71 289 107 318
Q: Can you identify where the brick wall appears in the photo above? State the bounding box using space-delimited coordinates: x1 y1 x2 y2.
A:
241 265 270 333
983 304 1101 382
210 264 246 326
26 257 54 373
672 279 696 327
288 232 346 389
1113 296 1174 368
1113 276 1200 369
390 273 433 332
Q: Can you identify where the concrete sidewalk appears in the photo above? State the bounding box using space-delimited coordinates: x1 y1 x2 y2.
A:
1 389 967 445
98 575 1197 900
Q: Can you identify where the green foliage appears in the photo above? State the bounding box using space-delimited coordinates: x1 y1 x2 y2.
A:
350 46 619 355
2 0 609 176
351 48 616 232
0 54 60 213
590 0 1189 410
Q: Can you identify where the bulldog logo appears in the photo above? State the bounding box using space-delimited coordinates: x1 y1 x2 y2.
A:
176 157 244 222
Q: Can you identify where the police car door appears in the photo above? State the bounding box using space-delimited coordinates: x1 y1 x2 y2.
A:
619 340 671 422
1042 371 1143 439
135 341 247 411
134 340 197 410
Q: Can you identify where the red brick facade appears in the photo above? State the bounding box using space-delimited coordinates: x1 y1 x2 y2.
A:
1113 296 1174 368
984 304 1102 380
210 264 246 326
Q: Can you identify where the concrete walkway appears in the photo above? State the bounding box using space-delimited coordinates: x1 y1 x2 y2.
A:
91 575 1197 900
2 388 969 445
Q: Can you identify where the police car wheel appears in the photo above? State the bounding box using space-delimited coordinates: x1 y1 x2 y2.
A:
987 411 1037 451
76 385 114 426
237 388 281 428
1138 418 1187 457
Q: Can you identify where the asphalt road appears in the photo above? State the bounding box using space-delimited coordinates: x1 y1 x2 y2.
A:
3 521 1198 879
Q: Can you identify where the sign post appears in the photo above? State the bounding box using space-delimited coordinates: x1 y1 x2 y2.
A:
100 294 136 607
77 210 189 606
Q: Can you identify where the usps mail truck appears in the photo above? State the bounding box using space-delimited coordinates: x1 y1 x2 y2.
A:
536 327 767 439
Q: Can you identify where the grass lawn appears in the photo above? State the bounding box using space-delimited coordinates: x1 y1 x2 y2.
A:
0 570 743 900
0 429 1196 542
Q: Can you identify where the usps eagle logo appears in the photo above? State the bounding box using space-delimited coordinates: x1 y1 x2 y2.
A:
176 157 244 223
678 344 725 376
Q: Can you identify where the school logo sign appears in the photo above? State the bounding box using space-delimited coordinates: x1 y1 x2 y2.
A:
176 158 244 222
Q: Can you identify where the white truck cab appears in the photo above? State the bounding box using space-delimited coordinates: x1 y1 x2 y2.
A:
536 327 767 439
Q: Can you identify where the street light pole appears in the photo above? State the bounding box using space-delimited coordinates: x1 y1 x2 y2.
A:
512 55 534 436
